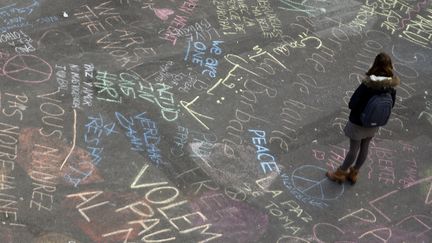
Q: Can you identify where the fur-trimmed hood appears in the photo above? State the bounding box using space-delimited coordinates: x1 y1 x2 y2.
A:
362 75 400 89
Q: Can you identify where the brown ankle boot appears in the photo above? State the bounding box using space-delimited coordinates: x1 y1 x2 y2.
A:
347 167 359 185
326 168 349 184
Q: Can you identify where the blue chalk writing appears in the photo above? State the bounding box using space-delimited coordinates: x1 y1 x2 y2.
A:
249 129 281 174
115 112 164 166
171 126 189 156
0 0 40 32
184 39 192 61
184 40 223 78
63 113 117 187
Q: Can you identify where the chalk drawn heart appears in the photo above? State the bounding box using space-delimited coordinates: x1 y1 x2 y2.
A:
153 8 174 21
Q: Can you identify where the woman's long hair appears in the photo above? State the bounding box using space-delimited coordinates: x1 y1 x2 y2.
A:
366 52 394 77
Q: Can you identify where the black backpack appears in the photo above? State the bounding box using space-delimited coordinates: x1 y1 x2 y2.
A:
360 92 393 127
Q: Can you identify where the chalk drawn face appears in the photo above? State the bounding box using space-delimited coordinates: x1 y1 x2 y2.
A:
36 29 84 59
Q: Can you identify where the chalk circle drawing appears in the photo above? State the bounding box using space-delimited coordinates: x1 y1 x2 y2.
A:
292 165 344 200
2 54 52 83
37 29 84 58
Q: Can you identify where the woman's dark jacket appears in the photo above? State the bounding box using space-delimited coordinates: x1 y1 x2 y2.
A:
348 75 400 126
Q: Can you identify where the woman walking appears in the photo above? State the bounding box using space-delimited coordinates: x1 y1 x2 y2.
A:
326 52 400 184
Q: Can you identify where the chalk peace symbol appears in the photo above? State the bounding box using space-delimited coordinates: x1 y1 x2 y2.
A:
291 165 344 200
3 54 52 83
